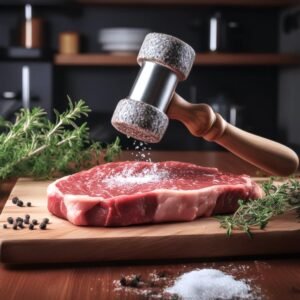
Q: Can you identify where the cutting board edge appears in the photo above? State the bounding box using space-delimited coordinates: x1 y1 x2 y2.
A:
1 178 300 264
1 230 300 264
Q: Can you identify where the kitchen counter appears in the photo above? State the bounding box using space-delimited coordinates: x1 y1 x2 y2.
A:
0 151 299 300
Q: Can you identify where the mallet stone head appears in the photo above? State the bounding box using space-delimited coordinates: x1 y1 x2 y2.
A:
111 33 195 143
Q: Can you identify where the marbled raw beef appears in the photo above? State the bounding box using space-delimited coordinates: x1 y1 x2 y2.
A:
47 161 262 226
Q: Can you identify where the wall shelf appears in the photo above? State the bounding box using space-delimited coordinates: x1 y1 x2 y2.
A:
1 0 299 7
195 53 300 65
54 53 300 66
55 53 137 66
77 0 300 7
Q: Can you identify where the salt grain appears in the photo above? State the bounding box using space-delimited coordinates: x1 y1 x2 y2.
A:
129 139 153 162
165 269 253 300
103 164 170 187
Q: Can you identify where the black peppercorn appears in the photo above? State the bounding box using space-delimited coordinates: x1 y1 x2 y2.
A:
17 221 24 229
16 217 23 223
129 275 141 288
13 224 18 230
27 202 31 207
157 271 168 278
32 219 38 225
3 224 8 229
17 200 24 207
29 224 34 230
43 218 50 224
24 215 30 224
129 278 139 288
12 197 19 204
39 222 47 230
120 276 127 286
7 217 14 224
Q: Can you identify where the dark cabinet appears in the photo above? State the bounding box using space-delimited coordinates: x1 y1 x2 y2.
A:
0 2 299 151
0 62 53 120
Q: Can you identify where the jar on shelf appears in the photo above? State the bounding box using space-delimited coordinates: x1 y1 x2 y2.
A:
58 32 80 55
20 4 44 49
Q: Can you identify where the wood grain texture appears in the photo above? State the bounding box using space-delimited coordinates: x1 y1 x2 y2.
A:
0 258 300 300
195 53 300 66
168 95 299 176
54 53 300 66
55 53 137 66
0 152 299 300
0 154 299 264
119 150 265 176
0 179 16 214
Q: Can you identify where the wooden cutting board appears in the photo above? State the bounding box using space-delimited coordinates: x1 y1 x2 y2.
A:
0 178 299 264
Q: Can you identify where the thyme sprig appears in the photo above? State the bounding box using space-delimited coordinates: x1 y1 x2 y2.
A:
218 178 300 237
0 98 121 179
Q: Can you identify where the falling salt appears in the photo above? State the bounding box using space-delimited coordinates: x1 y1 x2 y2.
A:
165 269 254 300
129 139 153 162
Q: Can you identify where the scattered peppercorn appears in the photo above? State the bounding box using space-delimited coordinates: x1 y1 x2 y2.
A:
3 224 8 229
120 276 127 286
29 224 34 230
39 222 47 230
129 275 141 288
13 224 18 230
32 219 38 225
12 197 19 204
17 221 24 229
119 274 142 288
7 217 14 224
24 215 30 224
27 202 31 207
157 271 168 278
43 218 50 224
17 200 24 207
16 217 23 223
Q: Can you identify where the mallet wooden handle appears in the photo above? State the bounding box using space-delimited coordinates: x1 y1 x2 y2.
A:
168 93 299 176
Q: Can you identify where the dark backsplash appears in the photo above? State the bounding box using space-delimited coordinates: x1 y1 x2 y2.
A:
0 4 280 150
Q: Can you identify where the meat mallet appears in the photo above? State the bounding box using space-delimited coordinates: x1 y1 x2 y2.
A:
111 33 299 176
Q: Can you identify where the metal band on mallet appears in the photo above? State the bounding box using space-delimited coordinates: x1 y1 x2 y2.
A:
129 61 178 112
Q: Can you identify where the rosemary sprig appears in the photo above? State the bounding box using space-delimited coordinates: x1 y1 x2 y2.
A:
0 98 121 179
104 136 122 163
218 178 300 237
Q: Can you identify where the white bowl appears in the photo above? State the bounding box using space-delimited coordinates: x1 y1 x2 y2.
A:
98 28 150 45
101 42 141 52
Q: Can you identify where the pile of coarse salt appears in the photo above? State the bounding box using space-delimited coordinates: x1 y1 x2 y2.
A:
165 269 254 300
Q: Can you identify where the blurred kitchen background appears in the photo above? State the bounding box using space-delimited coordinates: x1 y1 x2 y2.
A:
0 0 300 152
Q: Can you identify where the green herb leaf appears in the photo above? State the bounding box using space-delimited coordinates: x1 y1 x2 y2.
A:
0 98 121 179
218 179 300 237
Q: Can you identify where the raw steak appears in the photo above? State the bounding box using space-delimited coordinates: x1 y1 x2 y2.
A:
47 161 263 226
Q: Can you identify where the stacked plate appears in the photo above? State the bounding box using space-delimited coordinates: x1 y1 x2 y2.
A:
98 28 150 53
